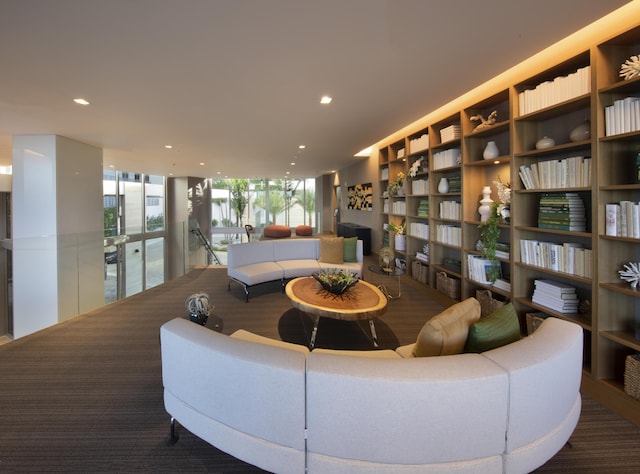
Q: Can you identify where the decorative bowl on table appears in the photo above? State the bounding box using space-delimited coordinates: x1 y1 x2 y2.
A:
312 269 359 295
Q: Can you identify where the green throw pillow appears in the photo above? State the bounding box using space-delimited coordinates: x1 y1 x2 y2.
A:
464 303 521 353
343 237 358 262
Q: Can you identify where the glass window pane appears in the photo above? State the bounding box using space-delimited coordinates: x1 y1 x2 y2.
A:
145 175 165 232
120 172 143 235
124 241 143 297
145 237 164 289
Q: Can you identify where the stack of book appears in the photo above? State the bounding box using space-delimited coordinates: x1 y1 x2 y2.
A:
538 193 586 231
495 242 510 259
439 123 461 142
518 156 591 189
493 277 511 292
532 279 579 314
409 133 429 153
447 175 462 192
604 96 640 136
409 222 429 239
415 243 429 264
416 199 429 217
467 255 501 285
439 200 461 220
518 65 591 115
433 148 461 169
412 179 429 195
605 201 640 237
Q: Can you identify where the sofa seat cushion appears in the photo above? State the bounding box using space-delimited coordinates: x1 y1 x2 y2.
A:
319 236 344 264
228 262 283 286
264 225 292 238
277 259 321 279
465 302 521 353
412 297 481 357
295 225 313 236
230 329 309 355
312 348 402 359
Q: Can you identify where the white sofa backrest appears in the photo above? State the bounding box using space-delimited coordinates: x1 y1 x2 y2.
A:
160 318 307 474
273 238 319 261
227 241 275 268
483 317 583 472
305 351 508 470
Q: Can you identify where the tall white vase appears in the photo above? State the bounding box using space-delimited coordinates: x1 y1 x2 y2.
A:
483 141 499 160
478 186 493 222
437 177 449 193
394 234 406 251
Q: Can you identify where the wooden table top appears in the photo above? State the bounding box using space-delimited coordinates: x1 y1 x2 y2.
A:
285 276 387 321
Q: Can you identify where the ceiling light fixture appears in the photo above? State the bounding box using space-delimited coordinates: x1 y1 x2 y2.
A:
298 145 306 149
291 162 296 166
165 145 173 149
73 98 90 105
320 95 332 104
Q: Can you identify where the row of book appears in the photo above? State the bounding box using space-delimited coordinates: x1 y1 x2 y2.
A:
605 201 640 238
411 179 429 195
416 199 429 217
433 148 461 170
435 225 461 246
531 279 579 314
520 239 592 278
518 156 591 190
538 193 586 232
604 96 640 136
415 243 430 264
517 65 591 115
492 277 511 292
439 123 461 143
494 242 510 260
467 255 501 285
409 222 429 240
390 200 406 215
447 175 461 193
439 200 461 220
409 133 429 154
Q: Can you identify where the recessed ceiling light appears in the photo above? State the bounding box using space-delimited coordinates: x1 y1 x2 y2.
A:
165 145 173 149
298 145 306 149
199 162 205 166
320 96 332 104
73 98 90 105
291 162 296 166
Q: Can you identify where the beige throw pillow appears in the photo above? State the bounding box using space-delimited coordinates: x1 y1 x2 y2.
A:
412 297 481 357
319 236 344 264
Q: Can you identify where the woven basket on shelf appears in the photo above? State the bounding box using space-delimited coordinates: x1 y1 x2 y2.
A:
436 271 460 299
624 354 640 400
476 289 506 318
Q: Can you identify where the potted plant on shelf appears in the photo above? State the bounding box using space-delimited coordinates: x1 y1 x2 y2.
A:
388 172 405 197
388 220 407 251
477 204 501 283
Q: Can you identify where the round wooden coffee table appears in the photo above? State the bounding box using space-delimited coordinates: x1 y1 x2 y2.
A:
285 276 387 349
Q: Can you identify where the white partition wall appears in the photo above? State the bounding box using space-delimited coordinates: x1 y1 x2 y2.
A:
12 135 104 338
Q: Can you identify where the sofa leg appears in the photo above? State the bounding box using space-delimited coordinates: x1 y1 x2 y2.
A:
168 417 179 445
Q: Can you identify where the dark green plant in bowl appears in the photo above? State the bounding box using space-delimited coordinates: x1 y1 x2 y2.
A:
312 269 360 295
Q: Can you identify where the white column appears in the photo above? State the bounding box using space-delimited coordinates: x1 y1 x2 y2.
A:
12 135 104 338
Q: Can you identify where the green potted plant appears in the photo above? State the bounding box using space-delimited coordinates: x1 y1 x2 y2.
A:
478 203 501 283
388 220 407 251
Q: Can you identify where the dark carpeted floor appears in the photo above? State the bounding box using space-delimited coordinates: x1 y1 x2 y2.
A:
0 264 639 472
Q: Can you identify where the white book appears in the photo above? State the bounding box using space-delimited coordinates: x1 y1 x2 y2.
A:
605 204 619 236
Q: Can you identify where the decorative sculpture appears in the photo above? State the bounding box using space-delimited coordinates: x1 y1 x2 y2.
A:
470 110 498 131
619 262 640 289
620 55 640 80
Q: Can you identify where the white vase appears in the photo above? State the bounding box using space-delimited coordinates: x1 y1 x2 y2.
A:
535 136 555 150
478 186 493 222
483 141 499 160
569 120 591 142
394 234 406 251
437 177 449 193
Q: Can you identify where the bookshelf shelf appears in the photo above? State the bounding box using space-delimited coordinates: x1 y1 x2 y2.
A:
374 21 640 425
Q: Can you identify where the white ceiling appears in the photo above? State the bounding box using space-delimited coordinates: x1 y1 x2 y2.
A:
0 0 630 179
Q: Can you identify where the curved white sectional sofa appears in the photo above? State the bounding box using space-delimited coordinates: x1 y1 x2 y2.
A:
227 238 363 301
160 316 583 474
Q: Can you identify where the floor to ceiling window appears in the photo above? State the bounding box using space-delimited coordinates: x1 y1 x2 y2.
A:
103 170 166 304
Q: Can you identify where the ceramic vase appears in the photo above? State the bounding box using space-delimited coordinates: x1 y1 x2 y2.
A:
394 234 406 251
535 136 555 150
478 186 493 222
483 141 499 160
569 120 591 142
438 177 449 193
